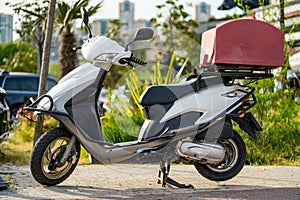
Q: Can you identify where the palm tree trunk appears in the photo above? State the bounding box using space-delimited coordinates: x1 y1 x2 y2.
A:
59 31 78 78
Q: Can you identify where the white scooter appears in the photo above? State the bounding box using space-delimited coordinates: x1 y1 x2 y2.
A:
25 8 262 188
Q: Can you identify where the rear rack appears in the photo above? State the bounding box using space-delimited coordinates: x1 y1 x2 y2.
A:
202 65 275 80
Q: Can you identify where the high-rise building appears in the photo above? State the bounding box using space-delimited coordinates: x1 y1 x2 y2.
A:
93 19 111 36
195 2 211 23
119 0 134 32
0 13 13 44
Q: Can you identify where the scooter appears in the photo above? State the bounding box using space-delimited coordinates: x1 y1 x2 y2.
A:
25 8 262 188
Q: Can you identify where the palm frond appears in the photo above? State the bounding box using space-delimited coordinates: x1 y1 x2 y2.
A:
87 1 103 16
173 57 189 83
164 52 175 84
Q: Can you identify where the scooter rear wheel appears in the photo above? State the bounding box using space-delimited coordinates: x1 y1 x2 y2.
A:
194 130 246 181
30 127 80 186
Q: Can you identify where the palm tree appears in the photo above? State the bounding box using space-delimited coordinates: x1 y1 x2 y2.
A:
56 0 102 78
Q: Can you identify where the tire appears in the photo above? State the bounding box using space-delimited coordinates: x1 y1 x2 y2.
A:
194 130 246 181
30 127 80 186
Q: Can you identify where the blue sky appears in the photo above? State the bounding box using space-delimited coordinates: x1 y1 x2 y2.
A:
0 0 244 40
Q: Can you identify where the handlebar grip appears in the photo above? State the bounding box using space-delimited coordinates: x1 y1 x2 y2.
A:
131 56 147 65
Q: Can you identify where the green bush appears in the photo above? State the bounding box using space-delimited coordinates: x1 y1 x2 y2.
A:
102 53 191 144
102 114 138 143
243 87 300 165
0 117 90 164
49 63 62 79
0 41 38 73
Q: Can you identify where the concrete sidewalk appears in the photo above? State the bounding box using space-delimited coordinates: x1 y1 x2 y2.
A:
0 164 300 199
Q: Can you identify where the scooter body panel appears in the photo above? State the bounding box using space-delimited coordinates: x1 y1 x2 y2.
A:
160 84 246 124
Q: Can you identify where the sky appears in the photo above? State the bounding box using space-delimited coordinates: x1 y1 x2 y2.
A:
0 0 243 20
0 0 244 41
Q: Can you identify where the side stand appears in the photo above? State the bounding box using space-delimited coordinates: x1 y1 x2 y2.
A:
157 162 194 189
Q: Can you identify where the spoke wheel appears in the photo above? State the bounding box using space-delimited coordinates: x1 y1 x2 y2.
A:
30 127 80 186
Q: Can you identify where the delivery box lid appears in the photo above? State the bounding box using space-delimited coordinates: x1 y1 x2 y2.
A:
200 19 284 68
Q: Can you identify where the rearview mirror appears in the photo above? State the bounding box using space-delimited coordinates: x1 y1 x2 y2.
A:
125 28 154 51
133 28 154 41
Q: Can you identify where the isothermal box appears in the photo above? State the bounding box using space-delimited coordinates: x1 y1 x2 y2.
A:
200 19 284 68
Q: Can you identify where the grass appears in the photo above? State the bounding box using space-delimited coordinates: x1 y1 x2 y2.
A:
240 79 300 166
0 117 90 165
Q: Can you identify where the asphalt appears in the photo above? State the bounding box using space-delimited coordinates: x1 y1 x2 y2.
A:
0 164 299 199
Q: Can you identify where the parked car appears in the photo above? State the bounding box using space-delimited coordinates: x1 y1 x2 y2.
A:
0 87 10 140
0 70 57 120
98 89 110 116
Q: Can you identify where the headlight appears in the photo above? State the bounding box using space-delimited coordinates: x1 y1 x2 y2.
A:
95 53 118 62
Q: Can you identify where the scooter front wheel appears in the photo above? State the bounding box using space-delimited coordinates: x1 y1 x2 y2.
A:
194 130 246 181
30 127 81 186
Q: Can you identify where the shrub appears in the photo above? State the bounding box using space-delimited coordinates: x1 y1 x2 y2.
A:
0 117 89 165
242 79 300 165
102 53 191 143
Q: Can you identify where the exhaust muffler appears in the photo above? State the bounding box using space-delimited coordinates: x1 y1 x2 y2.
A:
177 141 225 164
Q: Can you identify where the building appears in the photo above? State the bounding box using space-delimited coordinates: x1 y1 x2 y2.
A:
195 2 211 23
0 13 13 45
93 1 151 37
119 0 135 32
133 19 152 29
92 19 111 36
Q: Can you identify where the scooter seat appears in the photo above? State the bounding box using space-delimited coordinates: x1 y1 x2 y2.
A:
139 75 201 106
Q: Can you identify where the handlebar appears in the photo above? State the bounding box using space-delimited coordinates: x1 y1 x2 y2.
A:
131 56 147 65
119 56 147 67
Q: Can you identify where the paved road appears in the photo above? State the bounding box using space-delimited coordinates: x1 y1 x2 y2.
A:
0 165 300 199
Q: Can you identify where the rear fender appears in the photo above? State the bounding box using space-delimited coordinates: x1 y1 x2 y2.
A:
232 112 262 141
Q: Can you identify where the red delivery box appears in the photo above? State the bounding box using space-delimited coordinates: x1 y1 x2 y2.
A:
200 19 284 68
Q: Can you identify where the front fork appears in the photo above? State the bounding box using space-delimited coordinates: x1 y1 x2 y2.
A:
60 135 77 164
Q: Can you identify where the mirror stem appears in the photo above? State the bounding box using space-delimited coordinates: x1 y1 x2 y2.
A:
88 27 92 38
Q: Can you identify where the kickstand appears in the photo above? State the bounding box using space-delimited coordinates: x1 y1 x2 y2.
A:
157 162 194 189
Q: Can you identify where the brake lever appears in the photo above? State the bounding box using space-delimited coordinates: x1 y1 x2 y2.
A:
128 62 135 70
119 58 135 69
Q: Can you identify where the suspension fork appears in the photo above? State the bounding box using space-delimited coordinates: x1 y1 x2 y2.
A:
60 135 77 164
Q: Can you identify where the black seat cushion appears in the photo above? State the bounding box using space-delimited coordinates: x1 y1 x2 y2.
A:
139 74 225 106
139 77 200 106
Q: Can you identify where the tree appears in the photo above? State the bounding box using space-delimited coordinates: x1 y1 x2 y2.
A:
0 42 18 66
218 0 269 11
1 41 37 73
6 1 49 72
34 0 57 144
150 0 200 72
55 0 102 78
